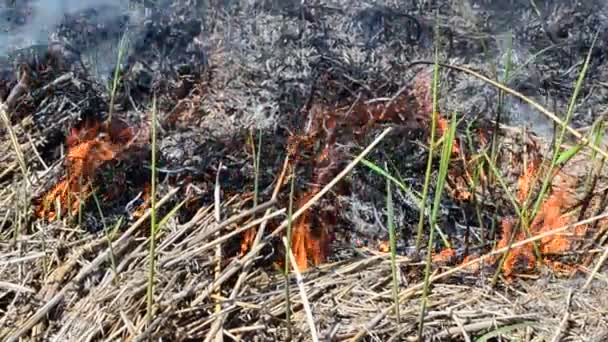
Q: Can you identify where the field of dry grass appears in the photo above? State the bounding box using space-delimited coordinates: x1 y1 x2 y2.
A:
1 0 608 341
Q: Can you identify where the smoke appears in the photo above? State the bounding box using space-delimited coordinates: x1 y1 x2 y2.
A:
0 0 125 55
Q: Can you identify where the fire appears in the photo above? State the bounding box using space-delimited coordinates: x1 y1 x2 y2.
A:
437 113 460 155
132 182 152 219
289 191 331 270
256 92 428 270
377 240 390 253
497 166 584 276
496 217 536 276
517 161 538 204
432 247 456 263
240 226 257 257
35 118 135 221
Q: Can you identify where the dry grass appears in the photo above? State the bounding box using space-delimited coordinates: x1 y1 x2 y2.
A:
2 123 608 341
2 205 607 340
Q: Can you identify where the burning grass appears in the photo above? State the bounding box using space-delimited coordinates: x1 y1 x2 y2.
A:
35 119 133 220
2 0 608 341
6 69 608 341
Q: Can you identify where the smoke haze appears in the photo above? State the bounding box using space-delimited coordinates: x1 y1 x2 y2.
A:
0 0 125 54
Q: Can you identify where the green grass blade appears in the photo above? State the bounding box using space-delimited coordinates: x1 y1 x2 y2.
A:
555 143 583 166
418 110 457 338
583 120 605 188
416 21 441 252
361 159 420 198
530 31 598 221
108 33 128 123
362 158 450 248
386 172 400 324
490 31 513 166
158 199 187 230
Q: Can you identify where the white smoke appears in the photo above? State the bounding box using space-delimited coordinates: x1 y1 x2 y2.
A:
0 0 125 54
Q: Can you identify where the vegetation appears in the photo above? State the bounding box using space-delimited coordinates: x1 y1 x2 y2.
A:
1 1 608 341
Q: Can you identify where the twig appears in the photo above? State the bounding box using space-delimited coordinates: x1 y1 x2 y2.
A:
283 236 320 342
451 312 471 342
25 133 48 171
210 161 224 342
434 320 536 339
0 252 47 266
214 161 223 222
0 281 35 294
583 242 608 289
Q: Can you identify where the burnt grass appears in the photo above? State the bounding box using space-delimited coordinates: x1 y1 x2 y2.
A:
1 0 608 341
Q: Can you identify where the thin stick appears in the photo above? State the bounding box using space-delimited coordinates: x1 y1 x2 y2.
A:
284 166 295 339
283 236 319 342
210 161 224 342
550 288 572 342
583 243 608 289
451 313 472 342
214 161 223 222
0 281 35 294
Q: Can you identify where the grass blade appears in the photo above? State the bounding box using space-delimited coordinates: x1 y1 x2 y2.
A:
386 171 400 324
145 95 158 325
284 168 296 340
490 31 513 168
528 31 598 221
108 33 128 123
416 19 441 252
418 110 457 338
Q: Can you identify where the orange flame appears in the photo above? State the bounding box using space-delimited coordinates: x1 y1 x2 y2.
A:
35 119 135 221
497 167 583 276
517 161 538 204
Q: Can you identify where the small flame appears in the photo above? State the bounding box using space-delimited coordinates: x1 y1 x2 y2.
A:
35 118 135 221
497 167 584 276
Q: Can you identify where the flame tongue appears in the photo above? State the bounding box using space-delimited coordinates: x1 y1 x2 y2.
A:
35 117 136 221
